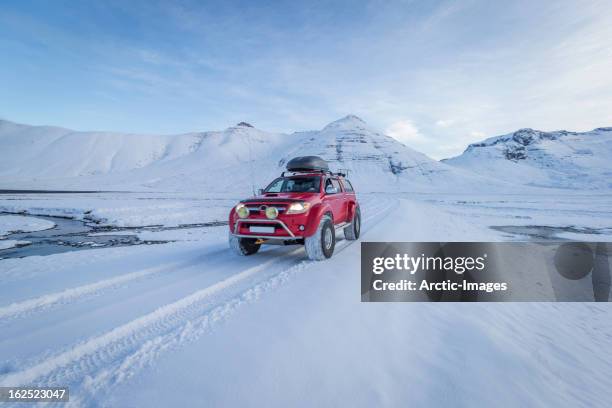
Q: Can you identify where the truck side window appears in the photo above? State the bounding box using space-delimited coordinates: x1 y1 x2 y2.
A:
342 179 354 192
331 178 342 192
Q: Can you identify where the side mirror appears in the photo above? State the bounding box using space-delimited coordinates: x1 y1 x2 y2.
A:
325 186 338 194
257 188 264 195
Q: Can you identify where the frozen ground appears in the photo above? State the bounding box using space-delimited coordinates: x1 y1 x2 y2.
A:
0 192 234 227
0 214 55 238
0 192 611 407
0 215 55 251
0 240 30 250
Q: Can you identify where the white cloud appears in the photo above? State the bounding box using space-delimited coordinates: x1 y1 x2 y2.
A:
470 131 485 139
385 120 426 145
435 119 455 128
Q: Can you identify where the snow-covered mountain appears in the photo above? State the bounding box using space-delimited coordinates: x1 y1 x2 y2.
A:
0 119 286 192
0 120 202 178
275 115 495 193
0 116 499 194
4 117 609 193
444 127 612 190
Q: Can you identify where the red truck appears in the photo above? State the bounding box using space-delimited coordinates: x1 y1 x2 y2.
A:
229 156 361 260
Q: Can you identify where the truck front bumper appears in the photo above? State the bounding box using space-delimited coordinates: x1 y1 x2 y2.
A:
231 218 299 240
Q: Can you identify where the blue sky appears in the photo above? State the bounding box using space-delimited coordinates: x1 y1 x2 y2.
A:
1 0 611 158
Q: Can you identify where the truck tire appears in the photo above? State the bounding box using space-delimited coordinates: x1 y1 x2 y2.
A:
344 206 361 240
304 215 335 260
229 233 260 256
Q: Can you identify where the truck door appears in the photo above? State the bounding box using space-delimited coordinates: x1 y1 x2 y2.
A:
331 178 347 222
324 178 343 223
340 178 356 221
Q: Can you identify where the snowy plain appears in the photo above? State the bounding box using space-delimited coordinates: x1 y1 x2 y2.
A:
0 191 611 407
1 116 611 407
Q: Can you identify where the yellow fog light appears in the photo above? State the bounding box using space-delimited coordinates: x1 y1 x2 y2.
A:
236 204 249 218
265 206 279 219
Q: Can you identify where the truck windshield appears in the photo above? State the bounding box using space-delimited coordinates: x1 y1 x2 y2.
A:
265 177 321 193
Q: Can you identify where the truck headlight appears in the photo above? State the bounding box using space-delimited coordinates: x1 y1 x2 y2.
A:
236 203 249 218
286 202 311 214
265 206 279 219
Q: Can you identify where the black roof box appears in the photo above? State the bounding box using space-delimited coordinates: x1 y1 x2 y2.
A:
286 156 329 172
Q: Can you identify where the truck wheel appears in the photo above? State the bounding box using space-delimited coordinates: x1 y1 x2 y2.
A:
304 215 335 260
229 233 260 256
343 207 361 240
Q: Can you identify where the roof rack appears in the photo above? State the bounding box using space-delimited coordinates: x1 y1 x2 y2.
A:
280 169 347 177
281 169 332 177
336 168 350 177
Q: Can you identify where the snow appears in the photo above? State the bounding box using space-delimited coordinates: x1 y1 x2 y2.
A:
0 240 30 250
2 119 609 194
444 127 612 190
0 193 233 227
0 193 611 407
0 120 204 181
0 215 55 237
1 116 612 406
0 118 513 194
109 234 611 407
113 197 612 408
0 119 287 193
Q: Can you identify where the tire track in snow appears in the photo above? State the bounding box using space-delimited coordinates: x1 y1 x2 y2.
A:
0 196 398 405
0 242 244 322
72 198 398 404
0 249 304 389
0 262 182 321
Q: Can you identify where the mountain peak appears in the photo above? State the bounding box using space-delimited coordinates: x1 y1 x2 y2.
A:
340 114 365 123
226 121 258 132
323 114 367 131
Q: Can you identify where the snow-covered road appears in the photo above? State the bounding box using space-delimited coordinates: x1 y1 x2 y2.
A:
1 193 611 407
0 196 397 405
